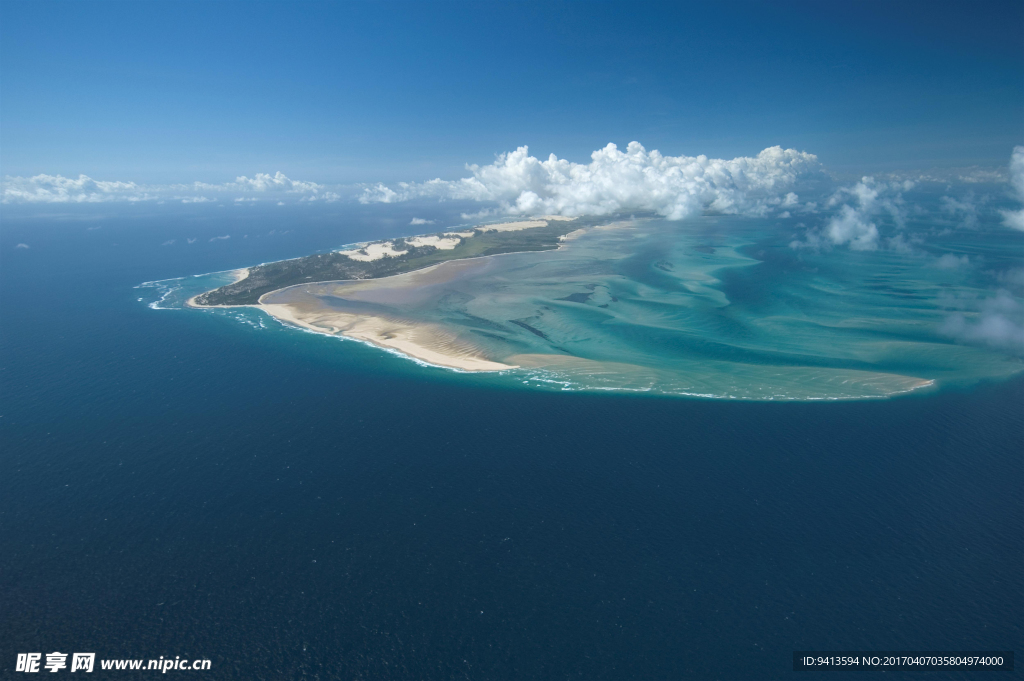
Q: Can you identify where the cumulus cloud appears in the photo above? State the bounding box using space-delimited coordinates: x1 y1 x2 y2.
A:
1000 146 1024 230
360 143 825 220
2 174 149 203
997 267 1024 288
886 232 920 254
1001 210 1024 231
791 177 913 251
825 204 880 251
934 253 970 269
196 171 322 194
1 171 331 205
940 195 978 229
940 290 1024 354
410 217 434 225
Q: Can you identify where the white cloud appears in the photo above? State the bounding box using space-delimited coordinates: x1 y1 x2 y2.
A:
15 243 29 249
997 267 1024 288
209 235 230 242
940 195 978 229
935 253 969 269
792 176 913 251
940 290 1024 354
873 167 1006 185
209 171 322 194
886 233 917 254
360 143 825 220
410 217 434 225
959 168 1007 183
1007 146 1024 196
300 191 341 203
1 171 330 204
1 174 149 203
826 204 880 251
161 239 176 246
461 208 498 220
1000 146 1024 231
1003 210 1024 231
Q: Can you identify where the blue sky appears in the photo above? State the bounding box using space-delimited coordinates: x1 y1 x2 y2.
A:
1 0 1021 185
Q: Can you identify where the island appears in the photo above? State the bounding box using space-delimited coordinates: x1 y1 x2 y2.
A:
187 216 594 372
192 217 583 307
167 210 1022 399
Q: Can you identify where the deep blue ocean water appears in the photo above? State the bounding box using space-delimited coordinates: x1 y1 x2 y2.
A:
2 204 1021 679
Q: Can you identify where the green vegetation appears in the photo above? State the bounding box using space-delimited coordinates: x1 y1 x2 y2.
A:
194 220 580 306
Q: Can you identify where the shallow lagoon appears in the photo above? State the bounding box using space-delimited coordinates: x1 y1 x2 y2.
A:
144 216 1023 400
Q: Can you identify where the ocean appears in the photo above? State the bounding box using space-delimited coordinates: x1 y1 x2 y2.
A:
1 203 1021 679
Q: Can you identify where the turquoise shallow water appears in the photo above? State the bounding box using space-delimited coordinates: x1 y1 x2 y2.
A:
144 216 1024 401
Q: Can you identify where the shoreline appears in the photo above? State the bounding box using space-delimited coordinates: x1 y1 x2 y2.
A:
241 220 614 305
171 219 965 399
192 215 593 308
184 247 575 372
188 261 517 372
258 301 516 373
253 257 517 372
185 267 250 308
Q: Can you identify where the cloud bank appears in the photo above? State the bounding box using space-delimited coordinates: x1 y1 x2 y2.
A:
2 174 151 204
1 171 337 205
5 143 1020 250
360 143 825 220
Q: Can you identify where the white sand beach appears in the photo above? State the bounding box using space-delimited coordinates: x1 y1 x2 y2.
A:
259 301 515 372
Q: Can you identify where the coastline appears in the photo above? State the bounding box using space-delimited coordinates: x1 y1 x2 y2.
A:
185 267 250 309
259 301 516 373
167 215 1004 399
186 255 528 373
177 238 948 392
255 256 519 372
